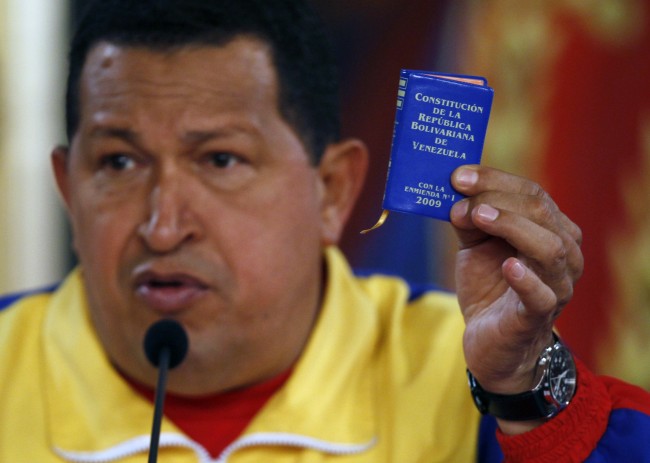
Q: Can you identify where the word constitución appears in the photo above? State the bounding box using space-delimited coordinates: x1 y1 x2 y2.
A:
413 93 486 113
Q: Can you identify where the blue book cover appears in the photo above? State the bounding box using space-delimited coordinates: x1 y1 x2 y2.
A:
363 70 494 232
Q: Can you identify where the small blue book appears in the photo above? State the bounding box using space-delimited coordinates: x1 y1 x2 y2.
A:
363 70 494 232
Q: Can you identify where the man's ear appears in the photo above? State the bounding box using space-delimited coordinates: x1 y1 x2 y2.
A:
317 138 369 246
51 145 72 211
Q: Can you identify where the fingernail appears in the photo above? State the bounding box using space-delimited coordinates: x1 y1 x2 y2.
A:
511 261 526 280
476 204 499 222
450 199 469 220
455 168 479 188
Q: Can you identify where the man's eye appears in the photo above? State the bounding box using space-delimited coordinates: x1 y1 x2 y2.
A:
100 154 135 171
208 152 239 168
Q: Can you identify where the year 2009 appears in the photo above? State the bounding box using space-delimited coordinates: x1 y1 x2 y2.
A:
416 197 442 207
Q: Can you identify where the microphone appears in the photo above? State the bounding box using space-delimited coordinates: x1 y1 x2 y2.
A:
143 319 189 463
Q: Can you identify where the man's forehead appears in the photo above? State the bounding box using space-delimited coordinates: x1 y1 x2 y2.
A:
79 38 280 111
82 37 276 82
71 38 300 150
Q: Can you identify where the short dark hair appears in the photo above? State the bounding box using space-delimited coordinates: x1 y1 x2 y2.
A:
66 0 340 163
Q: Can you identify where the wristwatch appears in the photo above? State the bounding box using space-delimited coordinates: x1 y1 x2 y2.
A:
466 335 577 421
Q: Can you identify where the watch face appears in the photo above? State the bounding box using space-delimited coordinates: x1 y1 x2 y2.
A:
547 346 577 406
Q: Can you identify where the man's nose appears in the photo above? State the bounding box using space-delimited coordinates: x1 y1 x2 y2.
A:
137 169 202 253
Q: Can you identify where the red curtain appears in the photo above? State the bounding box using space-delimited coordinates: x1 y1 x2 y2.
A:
318 1 650 387
457 2 650 386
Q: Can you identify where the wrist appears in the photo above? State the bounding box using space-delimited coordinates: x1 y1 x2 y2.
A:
467 334 577 422
465 332 555 394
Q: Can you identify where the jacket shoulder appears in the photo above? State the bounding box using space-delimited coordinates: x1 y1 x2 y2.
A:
0 284 60 312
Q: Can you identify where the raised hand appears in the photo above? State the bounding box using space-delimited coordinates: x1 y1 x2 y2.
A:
449 165 583 401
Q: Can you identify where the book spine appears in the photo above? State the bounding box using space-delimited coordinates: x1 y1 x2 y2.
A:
384 70 410 190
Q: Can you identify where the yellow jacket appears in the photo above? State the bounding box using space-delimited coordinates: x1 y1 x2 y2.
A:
0 247 480 462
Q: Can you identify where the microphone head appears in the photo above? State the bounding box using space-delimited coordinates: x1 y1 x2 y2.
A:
143 319 189 369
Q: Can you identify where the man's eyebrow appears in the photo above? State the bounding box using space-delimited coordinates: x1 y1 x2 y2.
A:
182 126 256 144
89 127 140 143
87 125 257 146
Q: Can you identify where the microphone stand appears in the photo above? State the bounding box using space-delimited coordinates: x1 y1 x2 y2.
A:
143 319 188 462
148 347 171 463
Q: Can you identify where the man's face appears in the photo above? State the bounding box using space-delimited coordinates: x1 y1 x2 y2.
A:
53 38 357 394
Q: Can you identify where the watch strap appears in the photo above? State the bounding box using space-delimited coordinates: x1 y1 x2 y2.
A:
466 334 576 421
467 370 557 421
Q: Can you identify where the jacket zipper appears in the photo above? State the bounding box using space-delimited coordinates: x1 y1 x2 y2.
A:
216 432 377 462
55 431 376 463
54 433 212 463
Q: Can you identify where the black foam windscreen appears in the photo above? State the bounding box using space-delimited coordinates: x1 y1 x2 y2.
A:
143 319 189 369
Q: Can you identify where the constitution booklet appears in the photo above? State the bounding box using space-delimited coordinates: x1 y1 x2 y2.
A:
363 69 494 232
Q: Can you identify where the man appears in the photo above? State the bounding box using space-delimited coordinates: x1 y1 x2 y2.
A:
1 0 649 461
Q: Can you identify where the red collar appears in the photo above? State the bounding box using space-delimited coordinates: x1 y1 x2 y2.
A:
124 369 292 458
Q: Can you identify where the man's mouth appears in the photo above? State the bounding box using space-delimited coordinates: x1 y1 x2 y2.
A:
134 272 209 313
149 279 184 288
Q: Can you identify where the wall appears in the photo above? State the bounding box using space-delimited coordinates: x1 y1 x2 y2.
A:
0 0 68 293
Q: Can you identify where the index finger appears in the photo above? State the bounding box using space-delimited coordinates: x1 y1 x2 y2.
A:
452 165 546 196
451 165 582 244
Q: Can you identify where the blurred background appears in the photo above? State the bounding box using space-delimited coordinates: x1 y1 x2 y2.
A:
1 0 649 388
